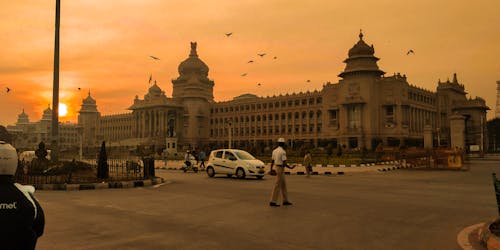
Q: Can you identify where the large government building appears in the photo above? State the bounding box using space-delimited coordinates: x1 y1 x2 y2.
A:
8 32 489 153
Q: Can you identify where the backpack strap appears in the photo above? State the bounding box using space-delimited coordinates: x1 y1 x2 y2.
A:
14 183 37 220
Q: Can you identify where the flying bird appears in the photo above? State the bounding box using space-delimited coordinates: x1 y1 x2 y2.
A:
257 53 266 57
225 32 233 37
241 73 248 77
6 87 10 93
257 83 262 86
306 80 311 83
247 60 254 63
406 50 415 55
77 87 81 90
150 55 160 60
273 56 278 59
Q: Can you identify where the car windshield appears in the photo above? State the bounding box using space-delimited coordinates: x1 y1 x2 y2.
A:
234 151 255 160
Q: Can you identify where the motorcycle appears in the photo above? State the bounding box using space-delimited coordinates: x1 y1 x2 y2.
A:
182 155 198 173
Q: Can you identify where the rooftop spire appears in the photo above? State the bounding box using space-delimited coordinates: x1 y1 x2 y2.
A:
453 73 458 83
189 42 198 57
359 29 363 40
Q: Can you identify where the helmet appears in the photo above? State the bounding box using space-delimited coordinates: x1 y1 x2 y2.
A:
0 141 18 175
277 138 285 143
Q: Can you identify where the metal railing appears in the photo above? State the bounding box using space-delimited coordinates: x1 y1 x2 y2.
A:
14 159 146 185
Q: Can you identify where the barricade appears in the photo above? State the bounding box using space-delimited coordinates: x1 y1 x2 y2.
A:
432 149 464 169
400 148 431 167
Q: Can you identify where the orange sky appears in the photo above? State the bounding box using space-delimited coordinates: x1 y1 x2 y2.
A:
1 0 499 125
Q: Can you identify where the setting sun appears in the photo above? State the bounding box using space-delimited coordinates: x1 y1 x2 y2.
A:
59 103 68 117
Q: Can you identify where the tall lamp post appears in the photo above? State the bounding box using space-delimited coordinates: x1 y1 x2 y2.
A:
51 0 61 162
227 119 233 149
436 128 441 148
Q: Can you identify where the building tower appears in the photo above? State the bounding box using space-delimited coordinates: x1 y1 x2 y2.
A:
337 31 385 149
172 42 214 148
16 109 30 126
78 91 100 147
338 31 385 80
496 81 500 118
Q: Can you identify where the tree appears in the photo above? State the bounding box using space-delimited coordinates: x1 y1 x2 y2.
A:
97 141 109 179
0 125 12 143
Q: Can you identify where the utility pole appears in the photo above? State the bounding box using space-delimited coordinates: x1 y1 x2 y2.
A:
51 0 61 162
227 119 232 149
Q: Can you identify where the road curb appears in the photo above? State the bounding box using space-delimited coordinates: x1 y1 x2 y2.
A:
35 177 165 191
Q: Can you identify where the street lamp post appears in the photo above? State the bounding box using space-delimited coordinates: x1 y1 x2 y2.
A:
77 126 83 161
227 119 233 149
51 0 61 162
436 128 440 148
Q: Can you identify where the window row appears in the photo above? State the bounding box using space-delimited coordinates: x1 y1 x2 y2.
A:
408 91 435 105
211 97 322 113
211 111 323 124
211 124 323 137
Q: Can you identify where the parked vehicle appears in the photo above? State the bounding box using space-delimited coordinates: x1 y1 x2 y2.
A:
206 149 265 179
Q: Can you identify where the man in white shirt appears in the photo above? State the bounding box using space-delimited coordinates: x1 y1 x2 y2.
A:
269 138 294 207
184 150 191 167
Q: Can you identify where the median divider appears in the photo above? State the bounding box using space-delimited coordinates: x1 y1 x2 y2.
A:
35 177 165 191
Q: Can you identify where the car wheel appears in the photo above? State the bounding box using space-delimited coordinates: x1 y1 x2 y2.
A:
236 168 245 179
183 167 187 173
256 175 264 180
206 167 215 177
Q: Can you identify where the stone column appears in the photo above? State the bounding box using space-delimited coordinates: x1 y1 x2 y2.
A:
450 113 465 149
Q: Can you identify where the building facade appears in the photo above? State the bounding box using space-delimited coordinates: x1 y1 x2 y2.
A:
8 32 490 152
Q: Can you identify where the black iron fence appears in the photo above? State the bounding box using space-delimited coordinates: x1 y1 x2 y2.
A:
14 159 148 185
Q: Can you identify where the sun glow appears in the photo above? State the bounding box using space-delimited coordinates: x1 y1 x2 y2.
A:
59 103 68 117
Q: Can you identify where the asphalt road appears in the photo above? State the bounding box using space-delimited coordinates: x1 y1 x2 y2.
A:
34 156 500 250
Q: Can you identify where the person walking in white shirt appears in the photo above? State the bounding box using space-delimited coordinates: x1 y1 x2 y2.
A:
269 138 294 207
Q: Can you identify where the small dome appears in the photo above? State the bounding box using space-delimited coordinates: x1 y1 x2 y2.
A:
18 109 29 119
178 42 209 76
148 83 162 95
43 105 52 115
17 109 30 124
42 105 52 121
348 31 375 57
83 91 96 105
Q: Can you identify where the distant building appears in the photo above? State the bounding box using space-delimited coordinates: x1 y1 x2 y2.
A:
7 106 79 151
8 32 490 152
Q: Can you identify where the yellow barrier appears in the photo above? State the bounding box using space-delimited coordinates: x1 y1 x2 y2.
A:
447 154 462 168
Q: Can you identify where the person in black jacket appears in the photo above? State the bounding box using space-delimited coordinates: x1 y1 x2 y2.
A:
0 141 45 249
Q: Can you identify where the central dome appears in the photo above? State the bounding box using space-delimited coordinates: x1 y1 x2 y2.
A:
178 42 209 76
348 32 375 57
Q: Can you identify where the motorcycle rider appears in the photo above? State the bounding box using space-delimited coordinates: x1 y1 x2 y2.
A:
0 141 45 249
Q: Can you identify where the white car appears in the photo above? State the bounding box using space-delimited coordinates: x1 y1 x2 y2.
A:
206 149 265 179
